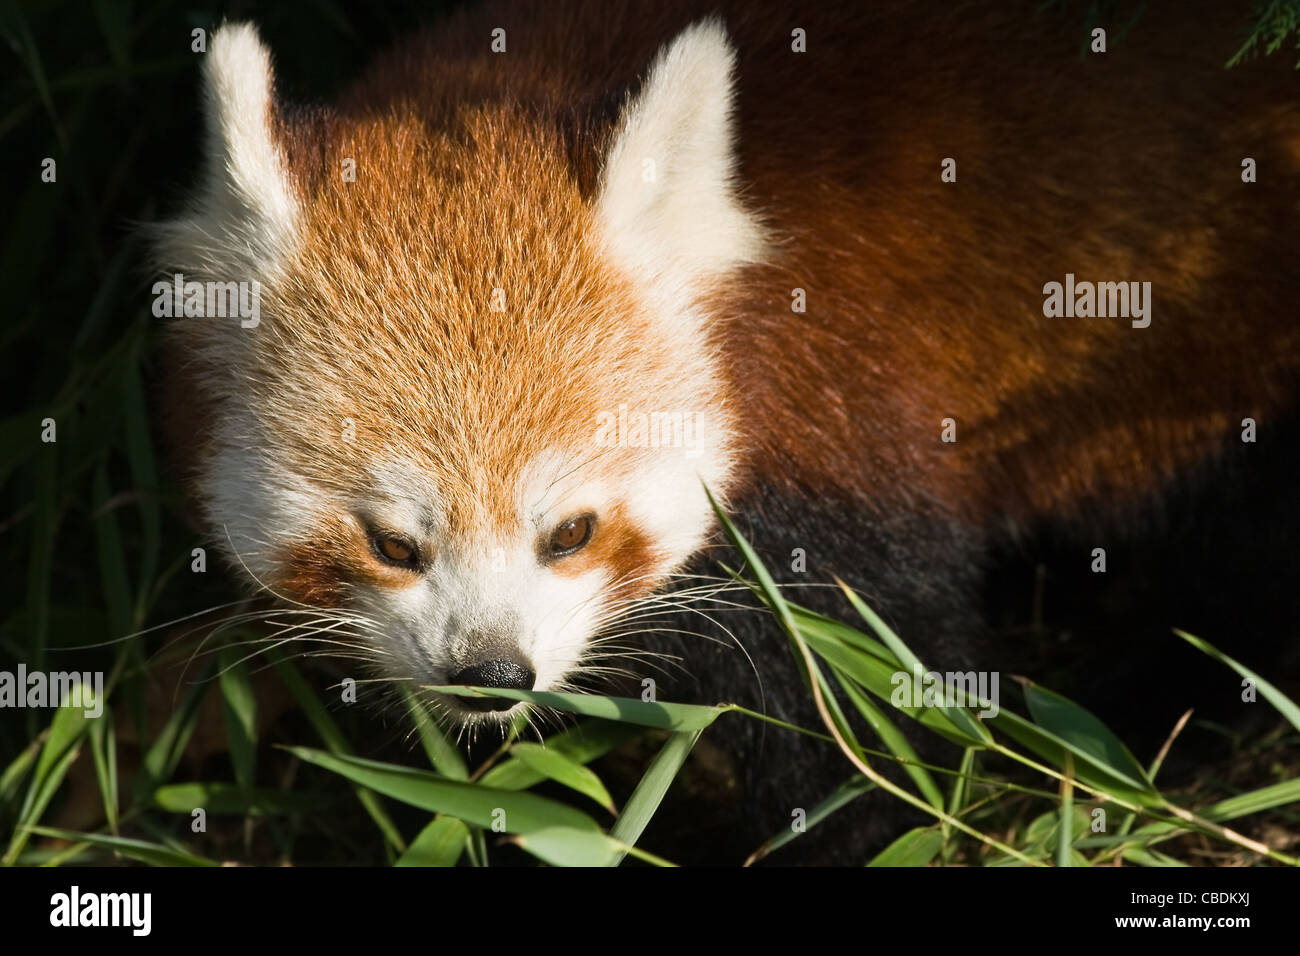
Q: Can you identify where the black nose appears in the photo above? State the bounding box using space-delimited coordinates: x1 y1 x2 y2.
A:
448 659 536 712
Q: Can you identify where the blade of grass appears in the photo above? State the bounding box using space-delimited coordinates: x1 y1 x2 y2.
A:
151 782 329 816
478 720 641 790
1024 681 1152 795
402 688 467 780
836 578 993 746
1176 629 1300 732
833 668 944 809
607 729 701 863
941 747 977 861
24 826 218 866
0 733 45 811
745 775 875 865
130 665 212 802
509 743 617 815
217 644 257 801
88 708 118 833
430 685 727 731
867 827 944 866
395 816 469 867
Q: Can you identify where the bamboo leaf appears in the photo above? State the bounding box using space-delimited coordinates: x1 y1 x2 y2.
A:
396 816 469 867
430 685 726 732
608 730 700 863
509 743 616 814
25 826 218 867
867 827 944 867
1176 630 1300 733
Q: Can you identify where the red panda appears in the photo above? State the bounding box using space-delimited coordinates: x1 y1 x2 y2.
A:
155 0 1300 863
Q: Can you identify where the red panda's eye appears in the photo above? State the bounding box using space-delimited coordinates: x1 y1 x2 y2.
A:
548 514 595 558
373 533 418 568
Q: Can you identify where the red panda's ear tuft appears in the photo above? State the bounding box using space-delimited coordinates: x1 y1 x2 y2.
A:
596 18 766 304
151 21 300 282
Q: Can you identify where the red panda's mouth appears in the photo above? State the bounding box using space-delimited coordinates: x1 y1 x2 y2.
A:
449 693 521 714
432 690 527 724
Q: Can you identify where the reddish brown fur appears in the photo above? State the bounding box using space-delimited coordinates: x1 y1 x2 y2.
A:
549 503 668 592
282 511 421 607
261 0 1300 536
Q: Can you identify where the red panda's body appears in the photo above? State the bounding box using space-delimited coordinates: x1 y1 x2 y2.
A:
157 1 1300 863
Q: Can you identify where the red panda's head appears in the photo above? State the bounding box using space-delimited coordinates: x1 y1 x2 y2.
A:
154 21 765 719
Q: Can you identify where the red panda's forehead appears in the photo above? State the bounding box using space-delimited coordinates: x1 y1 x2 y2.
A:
253 111 690 533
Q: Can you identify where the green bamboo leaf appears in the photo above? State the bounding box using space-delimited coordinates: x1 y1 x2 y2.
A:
1176 629 1300 732
710 497 990 759
1197 777 1300 822
942 747 977 861
402 688 467 780
986 707 1160 805
0 734 44 809
509 743 616 814
798 623 984 747
1023 682 1152 794
1079 777 1300 853
218 646 258 800
152 782 329 816
285 746 625 867
783 601 897 663
1121 846 1188 867
88 708 118 832
703 497 872 777
867 827 944 866
837 581 993 746
92 465 132 640
833 669 944 809
747 775 875 864
608 730 701 863
479 720 641 790
430 686 726 732
3 746 80 865
21 678 99 821
24 826 219 867
396 816 469 867
132 668 211 800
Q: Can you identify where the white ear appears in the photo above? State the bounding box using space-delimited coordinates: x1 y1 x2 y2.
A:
596 19 765 299
153 22 299 278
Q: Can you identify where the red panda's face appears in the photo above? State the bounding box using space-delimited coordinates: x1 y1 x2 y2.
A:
271 443 721 716
156 21 763 720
